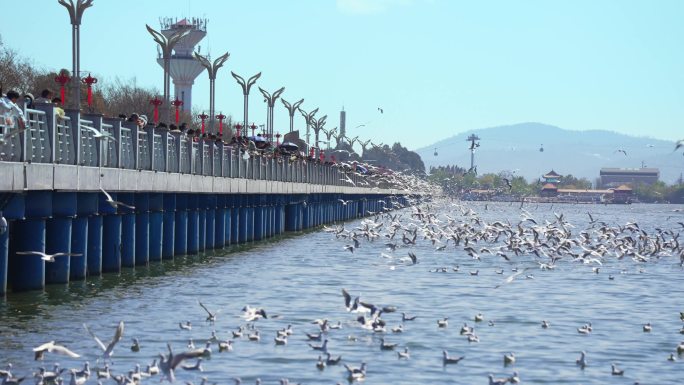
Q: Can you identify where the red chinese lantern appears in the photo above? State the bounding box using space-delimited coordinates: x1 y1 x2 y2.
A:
54 72 70 105
250 122 257 137
81 73 97 108
150 96 163 124
216 113 226 135
171 99 184 124
197 113 209 134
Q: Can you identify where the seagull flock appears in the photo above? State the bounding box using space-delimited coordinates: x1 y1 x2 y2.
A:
3 171 684 384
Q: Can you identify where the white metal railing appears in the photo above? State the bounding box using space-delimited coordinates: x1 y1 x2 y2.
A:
2 104 386 189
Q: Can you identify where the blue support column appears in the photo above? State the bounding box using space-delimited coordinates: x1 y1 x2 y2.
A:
135 194 150 266
102 214 122 273
187 194 199 254
10 219 46 291
149 193 163 262
254 206 263 241
87 215 103 276
1 195 24 296
215 203 226 248
224 207 232 246
230 196 240 245
45 217 72 284
119 193 136 268
47 192 77 283
0 222 7 295
121 213 136 267
239 206 248 244
247 204 255 242
275 204 283 234
97 190 121 274
206 209 215 249
70 217 88 279
198 209 206 251
162 194 176 260
174 194 188 256
302 203 310 230
149 212 163 262
204 195 216 250
285 204 297 232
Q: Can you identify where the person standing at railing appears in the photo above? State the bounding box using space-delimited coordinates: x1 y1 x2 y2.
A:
51 97 65 118
0 90 26 129
136 114 148 129
35 89 54 104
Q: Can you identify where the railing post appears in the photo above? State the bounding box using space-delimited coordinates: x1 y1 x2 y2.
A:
104 117 123 168
83 113 104 167
65 109 82 166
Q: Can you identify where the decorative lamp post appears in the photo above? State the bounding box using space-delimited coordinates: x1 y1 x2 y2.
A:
299 107 318 145
54 72 70 105
194 51 230 133
231 72 262 135
249 123 258 138
259 87 285 140
146 24 191 122
198 113 209 134
171 98 183 124
281 98 304 133
58 0 94 110
311 115 328 148
150 96 163 124
216 113 226 135
275 132 281 146
81 73 97 108
234 122 243 138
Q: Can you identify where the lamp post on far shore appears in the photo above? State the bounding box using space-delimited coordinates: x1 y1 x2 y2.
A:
58 0 94 110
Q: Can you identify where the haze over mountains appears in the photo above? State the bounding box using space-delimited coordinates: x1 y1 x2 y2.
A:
416 123 683 185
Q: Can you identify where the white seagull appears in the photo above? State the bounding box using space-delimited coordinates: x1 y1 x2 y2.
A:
16 251 82 262
100 187 135 210
33 341 80 360
83 320 124 360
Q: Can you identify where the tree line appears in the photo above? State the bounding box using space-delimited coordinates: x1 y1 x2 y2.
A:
428 164 684 203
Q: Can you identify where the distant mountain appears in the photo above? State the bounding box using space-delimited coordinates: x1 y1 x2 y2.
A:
416 122 682 184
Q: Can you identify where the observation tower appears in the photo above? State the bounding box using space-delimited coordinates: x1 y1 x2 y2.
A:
157 17 207 112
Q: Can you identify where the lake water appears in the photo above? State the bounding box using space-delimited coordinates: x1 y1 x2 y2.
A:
1 201 683 385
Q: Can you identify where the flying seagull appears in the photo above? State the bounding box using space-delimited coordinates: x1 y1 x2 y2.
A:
83 320 125 360
614 149 628 156
377 107 383 114
33 341 80 360
674 139 684 152
100 187 135 210
82 125 116 142
502 178 512 192
16 251 82 262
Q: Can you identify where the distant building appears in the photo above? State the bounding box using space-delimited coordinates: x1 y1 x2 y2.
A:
540 183 558 197
542 170 561 184
611 184 633 204
600 168 659 188
339 108 346 139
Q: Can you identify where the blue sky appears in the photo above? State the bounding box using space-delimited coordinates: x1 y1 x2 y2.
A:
2 0 682 150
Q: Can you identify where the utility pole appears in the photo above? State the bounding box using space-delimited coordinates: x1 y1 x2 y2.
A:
466 134 480 173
